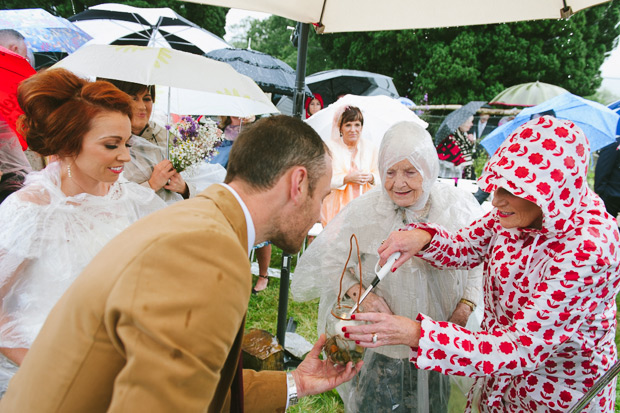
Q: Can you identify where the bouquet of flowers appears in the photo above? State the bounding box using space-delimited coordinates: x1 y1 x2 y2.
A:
166 116 223 172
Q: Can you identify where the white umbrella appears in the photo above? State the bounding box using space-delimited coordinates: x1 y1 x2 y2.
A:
305 94 428 149
489 81 570 107
69 3 230 54
51 44 278 117
182 0 610 33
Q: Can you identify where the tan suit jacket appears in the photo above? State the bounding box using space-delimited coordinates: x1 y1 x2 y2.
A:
0 184 286 412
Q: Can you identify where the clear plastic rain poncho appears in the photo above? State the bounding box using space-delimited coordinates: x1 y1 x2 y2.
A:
292 121 484 412
124 122 225 201
0 162 165 393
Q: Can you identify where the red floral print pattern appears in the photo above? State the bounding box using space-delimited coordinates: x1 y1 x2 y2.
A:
408 117 620 412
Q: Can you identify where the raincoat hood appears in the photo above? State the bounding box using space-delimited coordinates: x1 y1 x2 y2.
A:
479 116 591 235
379 121 439 211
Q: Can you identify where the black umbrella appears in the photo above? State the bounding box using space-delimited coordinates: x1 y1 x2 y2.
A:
434 101 486 145
306 69 399 106
205 48 312 97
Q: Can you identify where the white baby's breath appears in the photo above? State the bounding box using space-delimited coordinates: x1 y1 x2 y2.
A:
167 116 222 172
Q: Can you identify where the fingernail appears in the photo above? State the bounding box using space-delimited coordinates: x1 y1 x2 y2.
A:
351 314 356 320
344 333 350 338
341 326 347 332
392 267 396 273
355 340 360 344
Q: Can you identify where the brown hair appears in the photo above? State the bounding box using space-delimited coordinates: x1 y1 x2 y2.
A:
225 115 329 196
338 105 364 130
218 116 232 130
97 78 156 103
17 68 133 157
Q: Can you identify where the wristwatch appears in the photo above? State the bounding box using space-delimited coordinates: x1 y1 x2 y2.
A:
286 371 299 407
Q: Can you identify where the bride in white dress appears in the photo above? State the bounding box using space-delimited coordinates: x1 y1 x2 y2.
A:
0 68 166 394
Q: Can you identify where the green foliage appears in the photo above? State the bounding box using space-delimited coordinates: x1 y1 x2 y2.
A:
246 273 345 412
317 1 620 104
232 2 620 105
0 0 228 38
229 15 334 74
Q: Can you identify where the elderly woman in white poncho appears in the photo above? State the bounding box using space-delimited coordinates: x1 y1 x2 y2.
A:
292 121 483 412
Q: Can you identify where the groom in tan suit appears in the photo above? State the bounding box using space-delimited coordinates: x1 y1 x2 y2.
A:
0 116 361 412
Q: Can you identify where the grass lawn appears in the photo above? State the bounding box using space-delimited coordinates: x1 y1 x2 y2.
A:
246 247 620 412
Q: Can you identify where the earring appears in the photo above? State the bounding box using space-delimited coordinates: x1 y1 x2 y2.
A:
67 163 72 178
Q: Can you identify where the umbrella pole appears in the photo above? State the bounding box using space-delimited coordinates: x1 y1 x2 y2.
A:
291 23 309 118
166 86 171 160
277 22 310 353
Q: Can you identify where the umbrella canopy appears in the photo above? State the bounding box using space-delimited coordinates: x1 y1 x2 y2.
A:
205 48 311 96
0 8 92 53
480 93 619 155
51 44 278 117
0 46 37 149
0 8 92 70
608 100 620 135
305 94 428 149
181 0 610 33
435 101 486 145
489 81 570 107
306 69 399 106
69 3 229 55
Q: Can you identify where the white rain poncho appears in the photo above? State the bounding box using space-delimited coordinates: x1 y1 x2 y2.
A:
0 162 165 393
123 122 202 204
292 121 484 412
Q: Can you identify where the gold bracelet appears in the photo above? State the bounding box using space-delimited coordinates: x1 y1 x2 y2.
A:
459 298 476 311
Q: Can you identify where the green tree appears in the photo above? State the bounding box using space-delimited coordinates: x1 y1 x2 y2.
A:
0 0 227 38
317 1 620 104
229 15 334 75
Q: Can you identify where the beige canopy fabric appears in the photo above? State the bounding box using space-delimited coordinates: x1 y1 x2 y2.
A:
181 0 611 33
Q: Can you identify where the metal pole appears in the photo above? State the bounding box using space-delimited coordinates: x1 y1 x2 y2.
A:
567 360 620 412
292 22 310 118
276 254 292 346
277 22 310 349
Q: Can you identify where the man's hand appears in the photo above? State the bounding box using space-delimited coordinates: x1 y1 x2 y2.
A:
292 334 362 398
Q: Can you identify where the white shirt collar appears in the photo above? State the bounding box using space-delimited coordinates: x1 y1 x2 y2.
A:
219 183 255 256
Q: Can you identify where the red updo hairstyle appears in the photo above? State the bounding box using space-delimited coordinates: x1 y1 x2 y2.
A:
17 68 133 157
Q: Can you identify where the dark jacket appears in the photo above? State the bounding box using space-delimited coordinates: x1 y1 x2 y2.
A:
594 137 620 216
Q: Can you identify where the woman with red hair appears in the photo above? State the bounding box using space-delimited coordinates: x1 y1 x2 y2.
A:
0 68 165 395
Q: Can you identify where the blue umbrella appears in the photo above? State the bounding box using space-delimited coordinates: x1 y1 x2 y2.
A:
607 100 620 136
0 9 92 54
481 93 620 155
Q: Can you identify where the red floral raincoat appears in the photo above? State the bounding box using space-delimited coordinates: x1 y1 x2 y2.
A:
409 116 620 412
